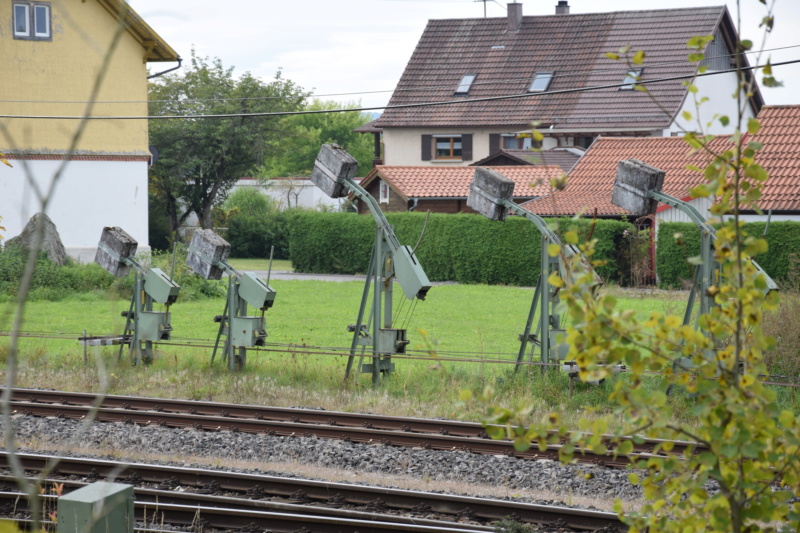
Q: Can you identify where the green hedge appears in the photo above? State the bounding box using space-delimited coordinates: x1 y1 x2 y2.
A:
656 221 800 289
289 212 634 285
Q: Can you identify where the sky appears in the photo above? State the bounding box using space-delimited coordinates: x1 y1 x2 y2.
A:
131 0 800 110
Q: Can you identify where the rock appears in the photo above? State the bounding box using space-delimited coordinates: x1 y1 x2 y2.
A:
6 213 68 265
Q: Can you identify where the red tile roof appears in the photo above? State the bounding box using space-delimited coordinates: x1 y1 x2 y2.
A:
521 136 731 216
362 165 564 200
746 105 800 212
522 109 800 216
376 7 754 129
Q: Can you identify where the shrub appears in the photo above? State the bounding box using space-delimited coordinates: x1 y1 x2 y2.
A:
223 188 290 259
656 221 800 288
288 211 634 285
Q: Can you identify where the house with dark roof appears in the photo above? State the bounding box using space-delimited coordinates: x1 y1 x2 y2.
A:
471 147 583 173
373 2 763 168
356 165 563 215
520 105 800 224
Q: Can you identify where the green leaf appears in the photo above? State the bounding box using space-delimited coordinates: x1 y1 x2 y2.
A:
745 163 768 182
632 50 645 65
513 436 531 452
616 440 633 456
718 115 729 127
747 118 761 135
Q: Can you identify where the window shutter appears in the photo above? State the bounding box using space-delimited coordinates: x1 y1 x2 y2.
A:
421 135 432 161
461 134 473 161
489 134 500 155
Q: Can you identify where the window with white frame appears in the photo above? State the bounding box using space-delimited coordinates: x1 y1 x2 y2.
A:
379 181 390 204
620 68 642 90
13 1 50 40
528 72 553 92
454 74 476 95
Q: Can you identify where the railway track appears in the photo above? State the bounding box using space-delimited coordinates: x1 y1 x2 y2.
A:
4 388 700 467
0 452 623 531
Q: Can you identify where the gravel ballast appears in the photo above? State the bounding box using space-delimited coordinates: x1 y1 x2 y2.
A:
4 414 642 503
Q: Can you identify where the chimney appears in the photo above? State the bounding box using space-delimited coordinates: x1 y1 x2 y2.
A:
507 2 522 32
555 1 569 15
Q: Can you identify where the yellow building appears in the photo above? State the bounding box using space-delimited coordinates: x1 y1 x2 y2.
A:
0 0 178 259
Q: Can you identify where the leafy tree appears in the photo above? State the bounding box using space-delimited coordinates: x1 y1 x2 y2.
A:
259 99 375 178
471 2 800 531
148 51 308 231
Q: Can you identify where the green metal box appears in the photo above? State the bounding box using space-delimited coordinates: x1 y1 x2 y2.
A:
57 482 133 533
230 316 266 346
144 268 180 305
239 272 276 310
549 329 570 361
138 311 171 341
393 245 431 301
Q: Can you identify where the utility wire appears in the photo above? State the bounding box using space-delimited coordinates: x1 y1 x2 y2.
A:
0 45 797 106
1 59 794 121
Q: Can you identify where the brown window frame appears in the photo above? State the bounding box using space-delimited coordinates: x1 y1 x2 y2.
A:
433 136 463 160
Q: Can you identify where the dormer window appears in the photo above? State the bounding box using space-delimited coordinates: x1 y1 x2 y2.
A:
620 68 643 90
13 2 51 40
455 74 476 95
528 72 553 93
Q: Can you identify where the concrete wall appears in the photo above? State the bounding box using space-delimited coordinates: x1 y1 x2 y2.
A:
1 157 150 262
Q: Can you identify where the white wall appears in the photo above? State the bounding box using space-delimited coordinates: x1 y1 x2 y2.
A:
669 72 757 136
234 178 349 211
655 197 714 224
382 127 523 166
0 159 149 262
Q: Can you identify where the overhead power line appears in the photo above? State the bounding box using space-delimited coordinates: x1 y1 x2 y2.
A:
0 45 797 106
0 59 796 121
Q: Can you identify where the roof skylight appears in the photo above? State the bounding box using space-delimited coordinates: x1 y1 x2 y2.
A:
455 74 477 95
528 72 553 93
620 68 643 90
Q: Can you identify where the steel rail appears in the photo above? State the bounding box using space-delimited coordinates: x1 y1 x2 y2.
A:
6 388 699 464
0 474 493 531
0 491 492 533
0 452 623 531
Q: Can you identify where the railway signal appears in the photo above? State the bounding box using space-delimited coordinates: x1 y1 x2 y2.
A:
467 168 602 372
94 226 180 364
311 144 431 386
186 229 276 371
610 158 778 386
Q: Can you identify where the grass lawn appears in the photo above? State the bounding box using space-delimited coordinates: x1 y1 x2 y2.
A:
3 281 797 431
227 258 292 271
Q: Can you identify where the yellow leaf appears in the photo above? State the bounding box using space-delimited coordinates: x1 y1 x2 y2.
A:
632 50 646 65
547 243 561 257
0 520 21 533
548 272 564 288
564 231 578 245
